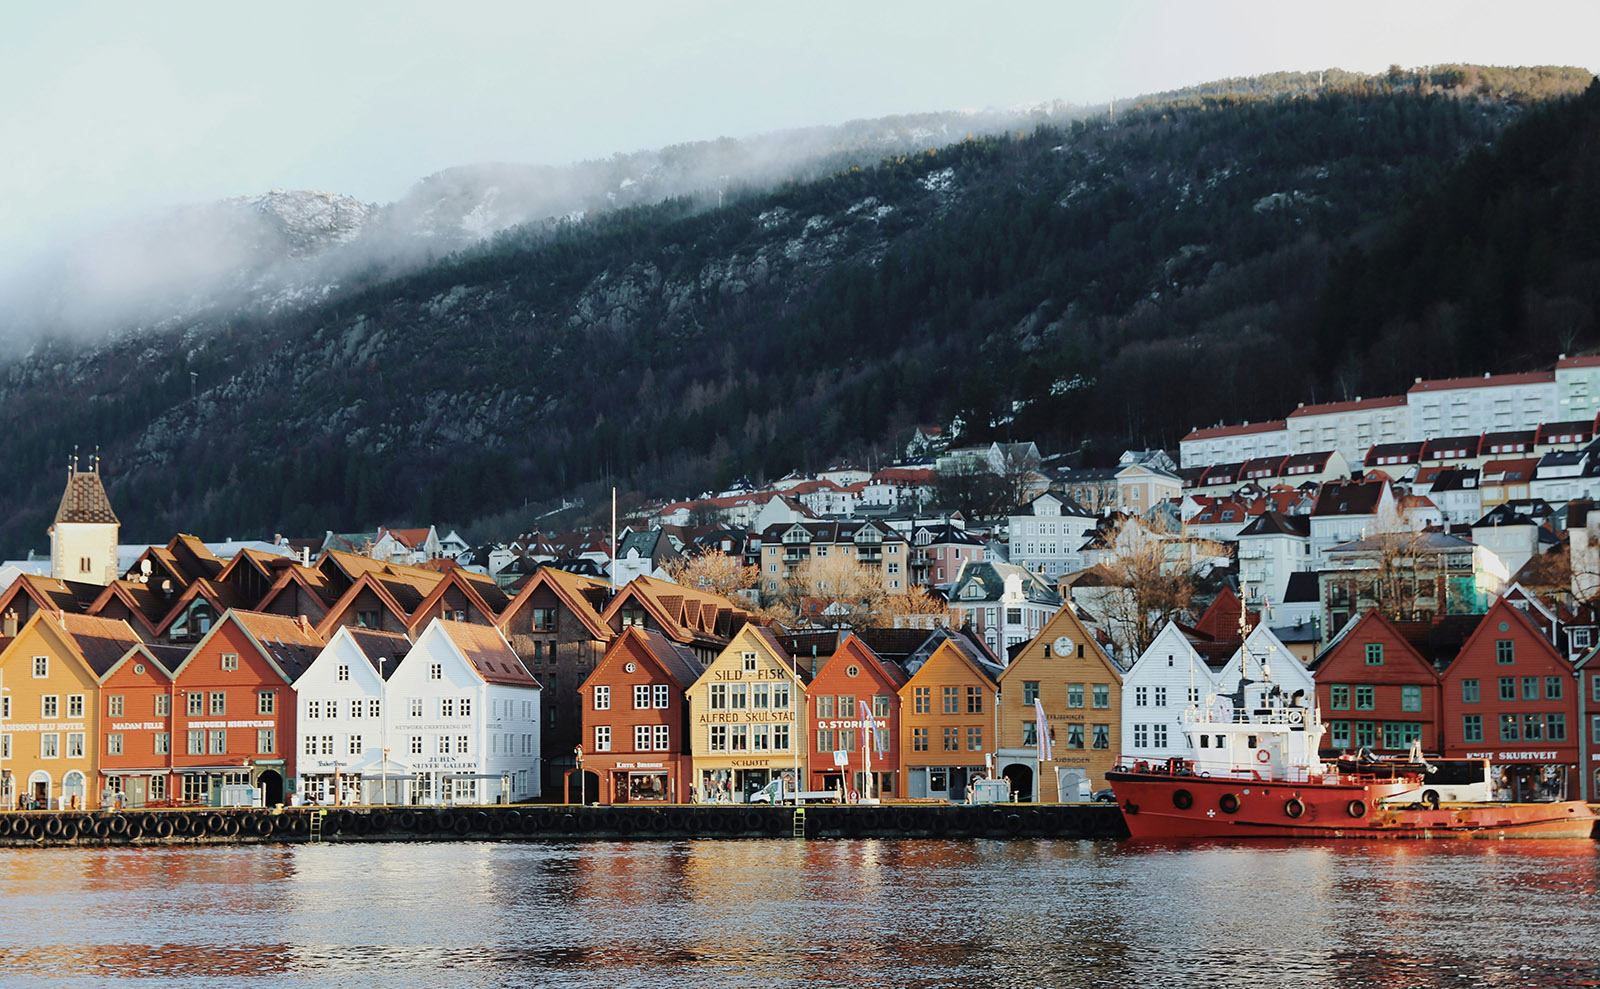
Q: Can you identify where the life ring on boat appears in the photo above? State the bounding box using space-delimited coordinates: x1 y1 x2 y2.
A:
1421 789 1441 810
1218 793 1240 815
1256 749 1270 764
1172 789 1194 810
1346 800 1367 819
1284 798 1306 819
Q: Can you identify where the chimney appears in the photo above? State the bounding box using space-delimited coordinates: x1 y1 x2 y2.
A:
297 615 310 633
3 610 16 637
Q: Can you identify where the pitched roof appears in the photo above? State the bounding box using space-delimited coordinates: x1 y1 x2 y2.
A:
1288 395 1406 417
436 620 536 687
54 468 119 525
346 628 412 679
1181 420 1287 442
225 610 326 683
1408 371 1554 392
54 612 144 677
500 567 613 642
618 625 704 690
1237 511 1309 538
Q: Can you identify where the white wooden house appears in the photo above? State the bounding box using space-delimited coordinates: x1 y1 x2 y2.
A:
1119 622 1214 763
294 626 413 805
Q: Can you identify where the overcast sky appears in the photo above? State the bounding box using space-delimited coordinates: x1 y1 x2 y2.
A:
3 0 1596 261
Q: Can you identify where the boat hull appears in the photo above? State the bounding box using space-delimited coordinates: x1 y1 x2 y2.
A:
1106 770 1597 840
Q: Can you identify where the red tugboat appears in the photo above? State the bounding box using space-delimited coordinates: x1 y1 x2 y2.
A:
1106 676 1596 841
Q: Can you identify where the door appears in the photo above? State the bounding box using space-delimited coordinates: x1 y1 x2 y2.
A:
126 777 148 809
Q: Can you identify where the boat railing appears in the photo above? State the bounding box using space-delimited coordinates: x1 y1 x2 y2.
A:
1182 706 1312 728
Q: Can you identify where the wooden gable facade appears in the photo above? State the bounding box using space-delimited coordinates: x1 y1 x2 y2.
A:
1313 610 1441 754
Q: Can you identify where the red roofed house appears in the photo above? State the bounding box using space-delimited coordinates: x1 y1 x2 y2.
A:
805 634 908 799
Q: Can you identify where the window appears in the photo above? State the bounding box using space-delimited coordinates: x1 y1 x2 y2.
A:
635 725 653 751
222 653 238 671
1545 676 1563 700
912 688 928 715
456 735 469 754
1135 686 1148 707
209 692 226 716
1354 686 1374 710
410 698 423 717
155 695 170 716
592 686 611 710
531 608 556 631
595 726 611 751
258 729 276 753
742 652 758 672
430 663 442 680
1401 686 1421 712
873 695 890 717
370 699 381 719
1067 684 1084 709
1022 681 1040 705
1067 724 1085 749
710 685 727 710
912 727 928 752
411 736 423 755
1133 724 1148 748
1365 643 1384 666
1499 713 1519 742
1461 679 1479 703
634 685 651 710
1499 677 1516 701
966 686 983 714
348 734 362 756
838 728 855 753
942 687 958 714
154 733 170 755
654 725 670 750
209 729 227 754
187 693 203 716
817 728 835 753
653 685 669 708
337 664 350 681
730 726 748 751
1092 725 1110 749
33 655 48 678
1154 687 1167 707
1354 722 1376 748
67 732 85 758
349 699 364 719
258 692 275 715
102 695 118 717
1330 721 1351 748
967 726 983 751
1330 685 1350 710
1024 721 1038 746
188 729 205 754
710 725 728 751
730 685 747 710
41 733 59 758
1153 724 1168 748
1496 640 1514 664
1093 685 1110 709
1522 677 1539 701
441 698 455 718
1547 713 1566 742
459 697 471 717
942 727 959 751
1382 722 1421 749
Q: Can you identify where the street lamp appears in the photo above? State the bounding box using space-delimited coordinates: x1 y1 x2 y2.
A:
378 656 388 807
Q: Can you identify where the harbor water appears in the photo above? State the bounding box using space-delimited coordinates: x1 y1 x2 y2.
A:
1 838 1596 988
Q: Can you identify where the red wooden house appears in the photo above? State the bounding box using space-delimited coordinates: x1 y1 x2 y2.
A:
1439 598 1580 800
98 640 189 807
576 626 703 804
1312 611 1441 754
804 634 907 799
167 610 323 806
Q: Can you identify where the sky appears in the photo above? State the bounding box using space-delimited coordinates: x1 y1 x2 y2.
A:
2 0 1597 262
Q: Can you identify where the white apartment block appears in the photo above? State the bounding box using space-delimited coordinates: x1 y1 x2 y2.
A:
1556 354 1600 420
1179 420 1288 469
1405 372 1556 441
1285 396 1409 467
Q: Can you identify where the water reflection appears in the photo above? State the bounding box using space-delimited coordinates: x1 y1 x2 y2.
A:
0 839 1594 988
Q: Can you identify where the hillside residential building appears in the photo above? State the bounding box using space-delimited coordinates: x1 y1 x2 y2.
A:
1115 460 1182 516
1308 480 1399 568
1321 531 1507 633
383 619 541 805
1286 396 1410 467
293 626 412 805
1406 371 1557 440
1555 354 1600 419
1236 511 1311 609
947 560 1063 653
1006 493 1097 582
577 626 704 805
1179 420 1289 469
757 520 910 595
908 521 985 588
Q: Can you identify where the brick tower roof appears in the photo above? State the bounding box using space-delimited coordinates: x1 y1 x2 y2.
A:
54 468 119 525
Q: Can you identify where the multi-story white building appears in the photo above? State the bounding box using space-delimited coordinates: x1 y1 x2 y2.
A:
295 626 413 805
1555 354 1600 420
385 619 542 805
1179 420 1289 469
1236 512 1311 609
948 561 1062 654
1405 371 1556 440
1007 493 1098 582
1120 622 1212 763
1286 396 1409 466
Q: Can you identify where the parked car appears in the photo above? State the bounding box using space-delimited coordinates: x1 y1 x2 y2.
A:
1091 788 1117 803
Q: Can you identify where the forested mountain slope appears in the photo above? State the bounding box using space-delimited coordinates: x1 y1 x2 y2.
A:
0 67 1593 554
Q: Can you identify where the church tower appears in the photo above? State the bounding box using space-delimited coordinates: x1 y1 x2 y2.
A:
48 452 120 586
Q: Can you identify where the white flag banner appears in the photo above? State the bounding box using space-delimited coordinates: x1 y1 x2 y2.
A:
1034 697 1053 763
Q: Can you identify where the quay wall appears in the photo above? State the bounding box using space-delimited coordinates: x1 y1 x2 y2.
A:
0 803 1132 847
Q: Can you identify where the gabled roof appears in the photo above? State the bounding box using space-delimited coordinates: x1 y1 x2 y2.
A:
0 573 105 616
432 620 536 688
86 579 170 637
51 612 145 678
217 610 325 683
345 628 412 679
1364 441 1422 465
600 575 750 647
1311 480 1387 517
155 578 249 637
1237 511 1309 539
1288 395 1406 417
1420 435 1481 459
500 567 614 642
54 468 119 525
819 634 908 690
1408 371 1554 392
1181 420 1286 442
625 626 704 690
104 641 188 682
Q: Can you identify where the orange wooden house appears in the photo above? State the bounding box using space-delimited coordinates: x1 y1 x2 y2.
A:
897 638 1002 802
